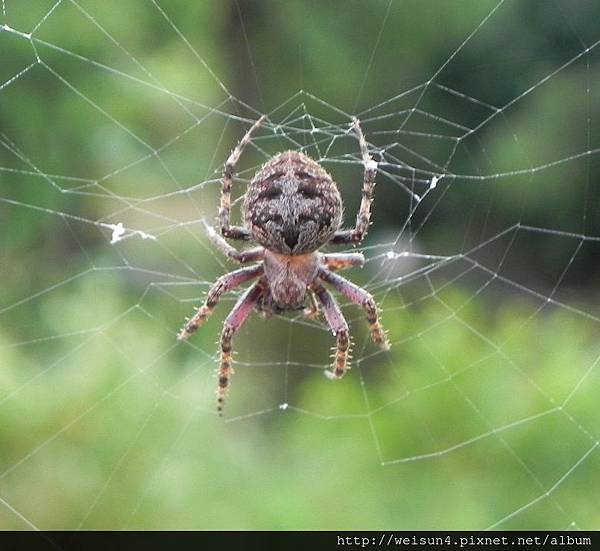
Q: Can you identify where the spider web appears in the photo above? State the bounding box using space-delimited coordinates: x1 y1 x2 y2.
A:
1 0 600 530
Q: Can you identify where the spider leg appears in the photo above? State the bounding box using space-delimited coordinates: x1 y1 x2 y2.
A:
322 252 365 271
303 290 320 320
219 115 267 241
201 219 264 264
331 117 377 246
313 282 351 380
319 268 390 350
218 278 267 415
177 264 263 341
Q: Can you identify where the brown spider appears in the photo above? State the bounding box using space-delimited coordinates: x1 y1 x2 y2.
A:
178 115 390 414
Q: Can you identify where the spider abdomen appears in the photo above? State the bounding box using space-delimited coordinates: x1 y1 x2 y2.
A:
242 150 343 255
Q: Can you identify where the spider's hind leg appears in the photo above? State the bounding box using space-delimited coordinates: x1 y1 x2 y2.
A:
331 117 377 246
201 219 264 264
322 252 365 271
219 115 267 240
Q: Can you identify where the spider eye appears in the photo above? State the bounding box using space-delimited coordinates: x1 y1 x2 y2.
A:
297 183 319 198
258 186 282 200
267 214 283 224
295 171 312 179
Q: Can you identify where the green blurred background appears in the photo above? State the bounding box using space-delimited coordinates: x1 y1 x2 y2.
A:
1 0 600 530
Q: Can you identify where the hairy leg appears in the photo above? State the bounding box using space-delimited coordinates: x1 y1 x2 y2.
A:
322 252 365 271
177 264 263 341
218 279 266 414
313 282 351 380
202 219 264 264
319 269 390 350
219 115 267 240
331 117 377 245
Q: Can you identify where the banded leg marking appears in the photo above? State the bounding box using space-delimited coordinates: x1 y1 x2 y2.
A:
313 282 351 380
319 269 390 350
177 264 263 341
217 279 266 414
219 115 267 240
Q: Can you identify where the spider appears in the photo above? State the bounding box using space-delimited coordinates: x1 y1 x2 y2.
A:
178 115 390 414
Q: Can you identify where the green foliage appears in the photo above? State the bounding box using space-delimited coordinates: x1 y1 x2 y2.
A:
2 0 600 530
1 270 599 529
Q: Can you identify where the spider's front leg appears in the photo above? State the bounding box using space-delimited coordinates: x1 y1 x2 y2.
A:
313 282 351 380
178 264 263 341
218 279 266 415
331 117 378 246
219 115 267 241
319 269 390 350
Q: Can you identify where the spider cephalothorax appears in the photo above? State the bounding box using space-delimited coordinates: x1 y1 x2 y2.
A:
178 115 390 415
